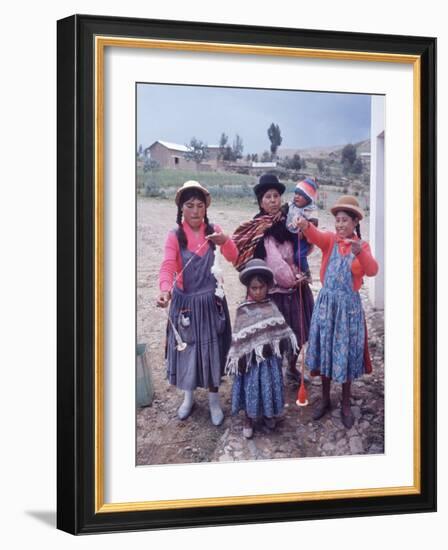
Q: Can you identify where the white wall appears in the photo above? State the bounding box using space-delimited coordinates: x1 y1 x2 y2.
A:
0 1 444 549
369 95 385 308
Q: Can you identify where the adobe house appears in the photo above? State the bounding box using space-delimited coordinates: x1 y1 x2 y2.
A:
144 140 194 169
145 140 221 170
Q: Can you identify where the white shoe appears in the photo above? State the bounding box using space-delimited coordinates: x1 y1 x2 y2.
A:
177 391 194 420
208 392 224 426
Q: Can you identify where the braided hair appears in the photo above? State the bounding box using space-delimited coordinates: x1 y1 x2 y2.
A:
176 188 215 249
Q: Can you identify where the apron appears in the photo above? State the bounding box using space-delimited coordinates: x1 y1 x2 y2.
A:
166 245 231 390
305 243 366 383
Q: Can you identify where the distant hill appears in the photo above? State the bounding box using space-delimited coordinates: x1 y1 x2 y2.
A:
278 139 370 159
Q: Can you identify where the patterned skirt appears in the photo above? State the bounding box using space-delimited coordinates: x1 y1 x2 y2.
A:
305 287 365 383
231 356 284 419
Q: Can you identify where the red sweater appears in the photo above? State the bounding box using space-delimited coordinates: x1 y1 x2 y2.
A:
303 222 379 291
159 222 238 292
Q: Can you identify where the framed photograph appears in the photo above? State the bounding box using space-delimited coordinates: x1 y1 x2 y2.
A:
57 14 436 534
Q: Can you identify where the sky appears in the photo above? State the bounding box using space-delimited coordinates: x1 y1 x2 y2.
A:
137 83 372 154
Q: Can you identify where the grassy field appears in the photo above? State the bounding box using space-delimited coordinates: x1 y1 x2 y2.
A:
137 167 259 188
137 167 370 212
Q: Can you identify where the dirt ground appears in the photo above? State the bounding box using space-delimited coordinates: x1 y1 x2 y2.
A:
136 197 384 466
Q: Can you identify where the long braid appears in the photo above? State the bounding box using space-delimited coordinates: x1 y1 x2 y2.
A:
204 212 216 250
355 223 362 239
176 206 188 249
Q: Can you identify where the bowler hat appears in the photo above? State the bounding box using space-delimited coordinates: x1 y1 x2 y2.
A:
239 259 274 287
253 174 285 198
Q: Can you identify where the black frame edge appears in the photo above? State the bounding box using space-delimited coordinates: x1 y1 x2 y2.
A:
57 14 78 535
57 14 437 535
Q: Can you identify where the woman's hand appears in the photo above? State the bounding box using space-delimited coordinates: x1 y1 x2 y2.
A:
206 232 228 246
347 239 363 256
272 209 284 223
294 272 309 287
296 217 309 231
156 291 171 308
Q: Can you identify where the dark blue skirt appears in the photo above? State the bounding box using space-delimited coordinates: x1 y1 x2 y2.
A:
231 356 284 419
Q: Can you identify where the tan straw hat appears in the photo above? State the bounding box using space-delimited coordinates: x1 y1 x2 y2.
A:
330 195 364 220
175 180 211 207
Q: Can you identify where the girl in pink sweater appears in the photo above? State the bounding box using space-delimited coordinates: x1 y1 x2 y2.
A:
157 181 238 426
296 195 379 429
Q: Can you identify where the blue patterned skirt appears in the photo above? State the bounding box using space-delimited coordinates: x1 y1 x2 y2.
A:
305 287 365 383
231 356 284 419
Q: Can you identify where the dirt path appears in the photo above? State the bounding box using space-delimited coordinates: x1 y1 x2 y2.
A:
136 197 384 465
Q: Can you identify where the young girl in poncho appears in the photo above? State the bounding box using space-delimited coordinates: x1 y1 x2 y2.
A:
226 259 298 439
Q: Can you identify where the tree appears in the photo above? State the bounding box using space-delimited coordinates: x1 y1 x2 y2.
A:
261 150 271 162
317 159 325 174
341 143 357 168
352 157 363 174
137 144 143 158
289 153 302 170
267 123 282 158
232 134 244 160
184 137 209 164
218 132 228 160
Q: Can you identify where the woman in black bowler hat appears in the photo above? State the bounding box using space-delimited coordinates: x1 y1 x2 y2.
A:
233 173 314 382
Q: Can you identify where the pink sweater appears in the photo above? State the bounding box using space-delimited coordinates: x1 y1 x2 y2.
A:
159 222 238 292
303 222 379 291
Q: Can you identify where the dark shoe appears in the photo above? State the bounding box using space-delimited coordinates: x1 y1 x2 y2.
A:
341 407 355 429
263 416 276 429
312 400 332 421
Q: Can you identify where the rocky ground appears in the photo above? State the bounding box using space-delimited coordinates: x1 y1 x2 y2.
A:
136 197 384 466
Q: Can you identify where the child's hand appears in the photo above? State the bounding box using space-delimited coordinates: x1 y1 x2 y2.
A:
296 217 309 231
347 239 362 256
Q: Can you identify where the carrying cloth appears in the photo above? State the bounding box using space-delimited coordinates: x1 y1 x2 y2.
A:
225 299 298 375
232 214 278 270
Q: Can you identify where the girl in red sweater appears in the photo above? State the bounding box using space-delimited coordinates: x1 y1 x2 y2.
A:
157 181 238 425
296 195 379 429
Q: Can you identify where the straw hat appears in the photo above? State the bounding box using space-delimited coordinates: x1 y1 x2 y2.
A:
239 259 274 287
175 180 211 207
330 195 364 220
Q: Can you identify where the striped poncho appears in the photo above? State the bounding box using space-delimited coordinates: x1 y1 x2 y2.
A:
225 299 299 375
